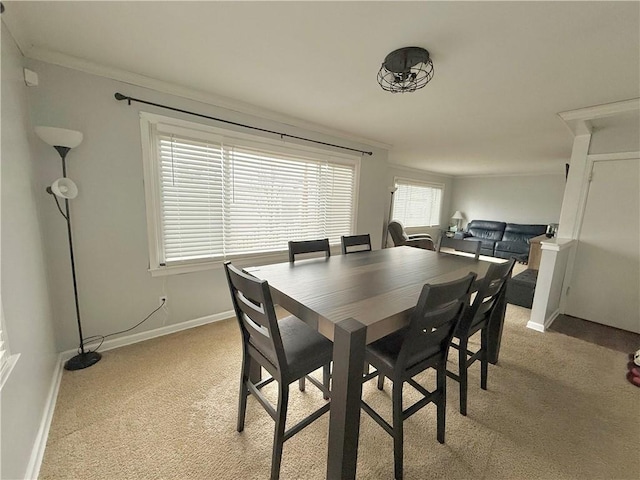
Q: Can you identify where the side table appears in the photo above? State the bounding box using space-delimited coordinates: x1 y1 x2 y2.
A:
527 234 548 269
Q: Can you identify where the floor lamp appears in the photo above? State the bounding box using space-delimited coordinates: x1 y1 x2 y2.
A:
382 185 397 248
35 126 101 371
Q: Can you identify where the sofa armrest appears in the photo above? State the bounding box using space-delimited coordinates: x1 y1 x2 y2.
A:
405 238 435 251
453 232 471 240
407 233 432 241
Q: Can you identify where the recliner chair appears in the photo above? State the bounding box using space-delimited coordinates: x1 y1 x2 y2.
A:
388 220 435 251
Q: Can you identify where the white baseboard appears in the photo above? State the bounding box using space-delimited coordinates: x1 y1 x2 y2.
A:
526 308 560 333
526 320 546 333
24 353 64 480
34 310 233 478
60 310 234 361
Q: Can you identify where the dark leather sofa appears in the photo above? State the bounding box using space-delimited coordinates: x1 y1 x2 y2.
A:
455 220 546 262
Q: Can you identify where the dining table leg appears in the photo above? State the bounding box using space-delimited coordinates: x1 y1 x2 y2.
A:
326 318 367 480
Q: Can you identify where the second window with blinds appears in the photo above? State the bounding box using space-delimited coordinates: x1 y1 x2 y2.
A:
392 178 443 228
140 113 359 274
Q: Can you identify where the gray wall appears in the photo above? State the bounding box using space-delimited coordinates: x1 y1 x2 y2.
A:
1 26 59 479
26 59 389 352
450 174 566 228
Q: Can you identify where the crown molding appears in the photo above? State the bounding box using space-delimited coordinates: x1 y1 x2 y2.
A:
24 46 392 151
558 98 640 136
386 162 453 179
453 170 563 179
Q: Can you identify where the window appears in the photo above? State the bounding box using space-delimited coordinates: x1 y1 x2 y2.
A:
392 178 443 228
0 297 19 391
140 113 359 273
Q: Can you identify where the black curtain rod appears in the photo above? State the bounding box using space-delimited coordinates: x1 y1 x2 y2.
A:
114 93 373 156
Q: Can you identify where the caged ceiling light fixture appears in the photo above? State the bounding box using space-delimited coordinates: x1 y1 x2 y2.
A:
377 46 434 93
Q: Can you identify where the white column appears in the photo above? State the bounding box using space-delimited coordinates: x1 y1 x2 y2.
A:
528 238 576 332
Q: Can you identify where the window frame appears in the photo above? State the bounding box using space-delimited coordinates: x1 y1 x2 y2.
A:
0 295 20 392
391 176 445 228
140 112 361 276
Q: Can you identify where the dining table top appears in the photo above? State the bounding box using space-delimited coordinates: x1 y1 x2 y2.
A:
246 245 494 344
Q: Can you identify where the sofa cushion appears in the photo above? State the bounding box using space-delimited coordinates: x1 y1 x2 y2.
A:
503 224 546 243
466 220 507 241
495 240 529 255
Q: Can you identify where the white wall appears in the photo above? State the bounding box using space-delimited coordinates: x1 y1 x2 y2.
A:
26 59 389 352
588 114 640 154
450 174 566 228
1 26 59 479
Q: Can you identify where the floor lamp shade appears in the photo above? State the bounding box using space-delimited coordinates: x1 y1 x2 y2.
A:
452 211 464 231
35 126 83 148
49 178 78 199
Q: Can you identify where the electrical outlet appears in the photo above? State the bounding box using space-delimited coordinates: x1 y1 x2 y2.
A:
159 296 168 307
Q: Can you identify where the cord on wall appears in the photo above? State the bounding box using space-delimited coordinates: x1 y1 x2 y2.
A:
82 300 166 353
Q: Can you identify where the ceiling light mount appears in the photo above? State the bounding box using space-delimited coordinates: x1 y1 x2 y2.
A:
377 46 434 93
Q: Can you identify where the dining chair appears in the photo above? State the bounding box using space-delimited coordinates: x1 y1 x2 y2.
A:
361 272 477 480
288 238 332 393
341 234 372 254
224 262 332 480
288 238 330 262
437 233 481 260
447 258 516 415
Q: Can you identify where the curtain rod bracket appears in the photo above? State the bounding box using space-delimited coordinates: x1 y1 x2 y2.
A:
113 92 373 156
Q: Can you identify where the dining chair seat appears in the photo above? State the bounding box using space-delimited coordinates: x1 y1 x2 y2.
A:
277 315 333 379
366 327 442 373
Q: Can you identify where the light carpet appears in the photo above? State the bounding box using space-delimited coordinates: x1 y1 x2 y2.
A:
39 304 639 479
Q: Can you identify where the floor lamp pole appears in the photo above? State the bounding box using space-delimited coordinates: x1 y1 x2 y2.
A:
57 152 101 371
382 188 396 249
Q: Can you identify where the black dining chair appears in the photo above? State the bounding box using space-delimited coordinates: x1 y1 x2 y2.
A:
341 234 372 254
447 258 516 415
361 272 477 480
288 238 330 263
224 262 332 480
437 233 481 260
288 238 332 393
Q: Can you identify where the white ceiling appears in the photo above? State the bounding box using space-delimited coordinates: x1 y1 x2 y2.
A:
4 1 639 175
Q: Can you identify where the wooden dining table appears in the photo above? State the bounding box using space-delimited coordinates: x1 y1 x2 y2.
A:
246 246 506 479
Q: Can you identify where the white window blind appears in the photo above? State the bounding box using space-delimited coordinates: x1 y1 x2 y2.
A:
147 117 357 268
392 179 443 228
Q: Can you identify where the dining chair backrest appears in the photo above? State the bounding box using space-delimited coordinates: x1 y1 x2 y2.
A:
341 234 372 255
457 258 516 334
288 238 331 263
437 234 481 260
397 272 476 376
224 262 287 377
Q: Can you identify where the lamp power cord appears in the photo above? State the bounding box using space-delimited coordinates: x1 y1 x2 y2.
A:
81 299 167 354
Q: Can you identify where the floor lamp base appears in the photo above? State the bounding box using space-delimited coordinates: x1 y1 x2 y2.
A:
64 351 102 371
